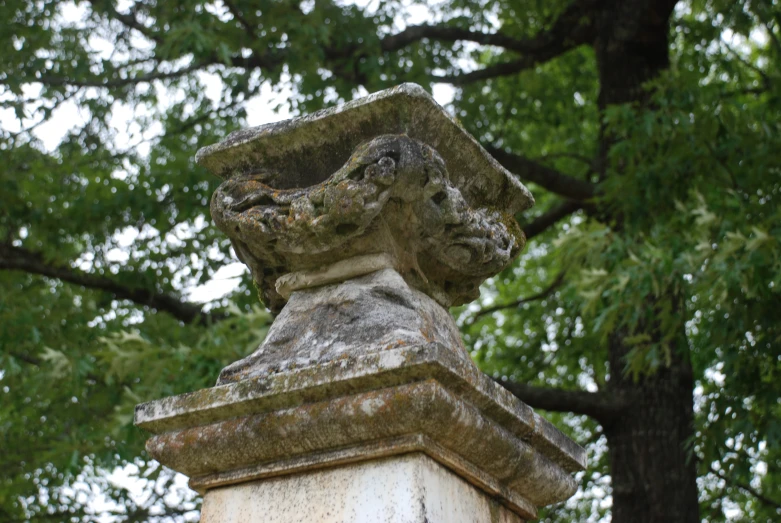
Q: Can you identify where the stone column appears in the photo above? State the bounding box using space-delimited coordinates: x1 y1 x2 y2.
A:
134 84 585 522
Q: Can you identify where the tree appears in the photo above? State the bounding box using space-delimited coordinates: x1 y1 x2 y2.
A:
2 0 780 521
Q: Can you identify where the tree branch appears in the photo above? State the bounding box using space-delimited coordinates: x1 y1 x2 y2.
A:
432 0 602 84
33 62 205 89
381 24 534 53
8 351 44 367
435 59 542 85
87 0 163 45
223 0 256 37
709 465 781 511
523 199 584 239
8 351 106 384
535 151 596 167
486 146 597 201
497 379 630 423
0 245 220 326
20 47 283 90
471 271 566 322
40 0 602 93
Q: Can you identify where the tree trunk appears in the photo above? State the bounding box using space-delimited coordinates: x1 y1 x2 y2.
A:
594 1 701 521
604 333 700 522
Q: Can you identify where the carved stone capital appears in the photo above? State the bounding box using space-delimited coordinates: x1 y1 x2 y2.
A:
199 84 533 312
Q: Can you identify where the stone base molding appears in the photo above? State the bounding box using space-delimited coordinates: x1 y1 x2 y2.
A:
136 343 585 520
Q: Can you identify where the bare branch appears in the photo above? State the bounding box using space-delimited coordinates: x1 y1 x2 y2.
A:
754 8 781 58
524 200 584 239
709 465 781 511
433 0 602 84
87 0 163 45
471 271 566 321
32 62 205 89
18 1 284 91
435 59 544 85
535 151 596 167
382 25 534 53
8 351 105 384
223 0 256 36
18 47 283 90
721 39 772 91
486 146 597 201
36 1 601 92
8 351 44 367
497 379 630 423
0 245 222 326
7 89 80 139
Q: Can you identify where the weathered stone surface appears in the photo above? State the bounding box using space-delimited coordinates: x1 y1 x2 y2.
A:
200 454 525 523
198 84 536 386
196 84 532 209
135 344 586 519
135 83 585 521
199 85 533 311
217 268 468 384
275 253 394 299
135 344 585 474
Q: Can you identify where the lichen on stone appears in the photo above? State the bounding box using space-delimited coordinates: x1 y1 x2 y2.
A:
210 135 525 311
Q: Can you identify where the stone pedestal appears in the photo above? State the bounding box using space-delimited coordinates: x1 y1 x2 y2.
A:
200 454 523 523
136 335 584 521
134 83 585 521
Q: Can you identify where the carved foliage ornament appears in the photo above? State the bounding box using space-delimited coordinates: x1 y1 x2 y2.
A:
198 84 534 312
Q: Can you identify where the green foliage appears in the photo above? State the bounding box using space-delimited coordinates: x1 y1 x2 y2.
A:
455 1 781 521
0 275 271 520
2 0 780 521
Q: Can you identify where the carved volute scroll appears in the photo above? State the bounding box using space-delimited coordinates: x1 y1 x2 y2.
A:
210 134 526 312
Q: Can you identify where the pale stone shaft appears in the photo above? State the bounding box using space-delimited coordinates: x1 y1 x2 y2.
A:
201 454 523 523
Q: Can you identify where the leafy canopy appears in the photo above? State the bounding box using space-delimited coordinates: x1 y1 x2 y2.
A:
1 0 780 521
